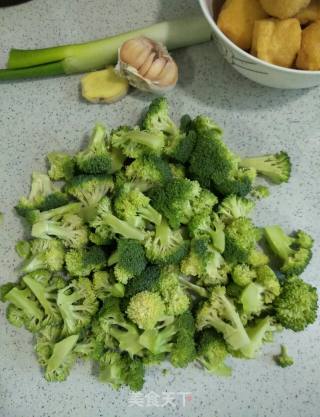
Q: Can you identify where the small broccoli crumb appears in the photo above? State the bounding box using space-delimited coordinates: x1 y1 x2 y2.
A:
274 345 294 368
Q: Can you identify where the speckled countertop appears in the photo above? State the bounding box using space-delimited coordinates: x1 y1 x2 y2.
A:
0 1 320 417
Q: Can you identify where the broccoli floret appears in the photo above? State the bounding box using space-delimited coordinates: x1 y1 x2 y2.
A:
109 147 126 173
98 297 143 357
150 178 200 229
169 163 186 179
214 167 256 197
188 213 225 253
65 246 106 277
32 214 88 248
178 275 209 298
139 318 177 355
264 226 313 275
126 154 172 191
181 238 227 287
125 266 162 298
47 152 75 181
4 286 44 332
111 125 165 158
141 96 179 138
90 197 145 241
35 324 62 367
25 202 82 225
57 277 98 336
76 123 112 174
251 185 270 200
224 218 258 264
197 329 232 376
170 310 197 368
240 152 291 184
113 183 162 228
65 174 114 221
274 345 294 368
218 195 255 223
15 172 69 217
0 282 16 302
247 249 270 267
240 316 276 358
73 332 104 361
231 264 257 287
255 265 281 303
158 266 190 316
127 291 166 330
43 334 79 382
15 240 31 259
22 270 64 324
273 275 317 331
196 286 250 350
192 189 218 217
92 271 125 299
20 239 65 273
99 351 145 391
165 130 196 163
144 219 189 265
108 239 147 284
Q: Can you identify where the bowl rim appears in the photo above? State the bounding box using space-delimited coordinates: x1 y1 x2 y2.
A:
198 0 320 76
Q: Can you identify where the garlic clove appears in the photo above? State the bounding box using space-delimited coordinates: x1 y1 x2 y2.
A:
116 36 178 93
139 52 156 77
144 58 167 80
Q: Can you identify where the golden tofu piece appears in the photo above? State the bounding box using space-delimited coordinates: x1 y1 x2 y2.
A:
295 0 320 24
296 21 320 70
259 0 311 18
251 18 302 68
217 0 268 50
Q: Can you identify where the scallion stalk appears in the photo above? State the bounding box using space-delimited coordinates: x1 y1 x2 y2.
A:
0 16 211 81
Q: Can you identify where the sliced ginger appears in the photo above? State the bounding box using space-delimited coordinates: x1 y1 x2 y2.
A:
217 0 268 50
251 18 301 68
81 67 129 104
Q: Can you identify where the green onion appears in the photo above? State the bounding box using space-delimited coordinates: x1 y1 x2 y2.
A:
0 16 211 81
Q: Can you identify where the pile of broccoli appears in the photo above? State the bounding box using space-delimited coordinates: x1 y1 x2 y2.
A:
0 97 317 390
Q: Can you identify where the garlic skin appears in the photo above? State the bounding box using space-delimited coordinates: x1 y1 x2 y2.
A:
117 37 178 92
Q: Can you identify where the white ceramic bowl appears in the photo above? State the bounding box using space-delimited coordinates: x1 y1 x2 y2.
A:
199 0 320 88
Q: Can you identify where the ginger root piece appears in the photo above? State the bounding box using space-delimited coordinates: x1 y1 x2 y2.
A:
251 19 301 68
296 21 320 70
259 0 311 19
81 67 129 104
217 0 268 50
295 0 320 24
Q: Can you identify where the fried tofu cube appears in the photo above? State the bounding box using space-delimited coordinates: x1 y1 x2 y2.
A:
217 0 268 50
259 0 311 19
296 21 320 70
251 18 302 68
295 0 320 24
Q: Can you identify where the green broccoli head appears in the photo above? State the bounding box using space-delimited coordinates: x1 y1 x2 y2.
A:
108 239 147 284
124 266 162 298
197 329 231 376
57 277 98 336
170 310 197 368
113 183 162 228
231 264 257 287
150 178 201 229
15 172 69 217
92 271 125 299
240 316 276 359
20 238 65 274
214 167 256 197
65 246 106 277
251 185 270 200
141 97 179 138
126 154 172 191
165 130 196 164
76 123 112 174
73 332 104 361
274 275 317 331
144 219 189 266
218 195 255 223
127 291 166 330
196 286 250 350
188 213 225 253
274 345 294 368
255 265 281 303
47 152 75 181
111 125 165 158
15 240 31 259
264 226 313 275
240 151 291 184
224 217 258 264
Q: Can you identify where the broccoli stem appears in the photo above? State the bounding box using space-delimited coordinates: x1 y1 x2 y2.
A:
178 276 208 298
139 206 162 226
5 288 44 320
156 220 171 246
104 214 145 241
20 254 46 274
47 334 79 373
23 275 54 316
2 17 211 80
264 226 292 260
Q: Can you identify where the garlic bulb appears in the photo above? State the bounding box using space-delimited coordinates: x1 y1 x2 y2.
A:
117 37 178 92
